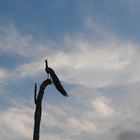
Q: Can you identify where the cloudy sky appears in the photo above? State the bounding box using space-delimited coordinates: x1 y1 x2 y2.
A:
0 0 140 140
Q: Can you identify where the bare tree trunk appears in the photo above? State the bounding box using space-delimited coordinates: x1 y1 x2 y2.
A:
33 79 51 140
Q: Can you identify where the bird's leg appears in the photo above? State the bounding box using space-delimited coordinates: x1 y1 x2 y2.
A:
45 59 52 81
47 73 50 79
48 73 53 84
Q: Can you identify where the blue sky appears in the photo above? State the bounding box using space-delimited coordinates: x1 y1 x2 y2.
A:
1 0 140 140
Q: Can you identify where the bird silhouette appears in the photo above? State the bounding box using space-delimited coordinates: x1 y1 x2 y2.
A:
45 60 68 97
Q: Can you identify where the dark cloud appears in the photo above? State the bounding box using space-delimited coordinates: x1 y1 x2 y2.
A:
118 130 140 140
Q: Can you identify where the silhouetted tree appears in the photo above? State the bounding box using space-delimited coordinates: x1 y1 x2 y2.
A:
33 79 51 140
33 60 68 140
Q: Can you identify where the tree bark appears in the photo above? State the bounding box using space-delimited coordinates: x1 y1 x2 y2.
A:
33 79 51 140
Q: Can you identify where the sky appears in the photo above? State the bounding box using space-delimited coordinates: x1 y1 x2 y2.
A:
0 0 140 140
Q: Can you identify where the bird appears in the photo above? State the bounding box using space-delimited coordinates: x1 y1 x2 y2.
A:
45 59 68 97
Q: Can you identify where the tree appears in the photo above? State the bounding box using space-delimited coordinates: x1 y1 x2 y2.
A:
33 60 68 140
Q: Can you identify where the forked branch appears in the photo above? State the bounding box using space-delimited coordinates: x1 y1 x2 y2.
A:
33 79 51 140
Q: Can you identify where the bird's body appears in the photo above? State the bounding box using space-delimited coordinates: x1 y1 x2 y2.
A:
45 60 68 97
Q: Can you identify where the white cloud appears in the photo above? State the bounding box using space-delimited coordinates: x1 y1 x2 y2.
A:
0 105 33 140
16 59 45 78
1 25 140 90
49 39 140 88
0 25 51 59
0 100 97 140
2 38 140 90
92 96 114 117
1 23 140 140
0 69 9 90
0 69 7 80
41 102 96 137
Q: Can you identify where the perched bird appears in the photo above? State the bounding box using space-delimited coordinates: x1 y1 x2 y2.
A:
45 60 68 97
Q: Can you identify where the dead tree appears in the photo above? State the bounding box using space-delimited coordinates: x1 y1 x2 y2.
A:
33 79 51 140
33 60 68 140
